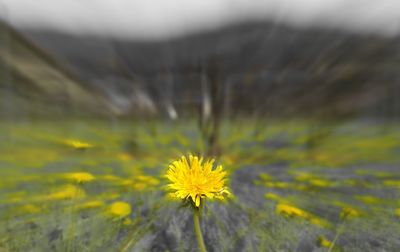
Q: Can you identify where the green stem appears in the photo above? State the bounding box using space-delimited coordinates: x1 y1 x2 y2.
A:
193 207 207 252
328 224 344 252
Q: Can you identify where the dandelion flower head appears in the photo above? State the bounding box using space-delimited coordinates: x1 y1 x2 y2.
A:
166 155 230 207
318 236 333 248
275 203 308 218
66 172 95 184
46 185 85 200
109 201 131 218
64 139 94 149
340 206 360 219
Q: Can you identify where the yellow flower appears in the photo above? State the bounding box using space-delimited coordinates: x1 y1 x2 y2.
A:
123 218 132 225
131 175 160 191
165 155 231 207
276 203 331 228
75 200 104 211
276 203 308 218
340 207 360 219
309 179 332 187
264 181 292 189
65 172 95 183
259 173 273 181
265 193 281 201
109 201 131 218
46 185 85 200
20 204 41 214
64 139 94 149
356 195 380 205
318 236 332 248
383 180 400 188
265 193 288 203
309 217 331 229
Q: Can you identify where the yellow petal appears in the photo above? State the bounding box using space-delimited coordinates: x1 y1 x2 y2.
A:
195 195 201 207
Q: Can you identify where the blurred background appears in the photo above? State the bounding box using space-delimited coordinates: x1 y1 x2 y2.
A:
0 1 400 251
1 0 399 122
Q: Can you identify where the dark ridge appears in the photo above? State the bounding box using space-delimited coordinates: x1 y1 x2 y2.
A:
5 20 400 118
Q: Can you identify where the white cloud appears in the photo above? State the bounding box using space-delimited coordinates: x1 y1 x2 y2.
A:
1 0 399 38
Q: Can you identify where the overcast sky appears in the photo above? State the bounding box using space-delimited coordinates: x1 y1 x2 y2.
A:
0 0 399 39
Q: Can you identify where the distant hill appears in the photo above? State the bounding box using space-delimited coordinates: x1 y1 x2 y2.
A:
0 22 115 118
3 20 400 119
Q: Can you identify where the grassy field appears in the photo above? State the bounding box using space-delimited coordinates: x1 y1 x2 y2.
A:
0 119 400 251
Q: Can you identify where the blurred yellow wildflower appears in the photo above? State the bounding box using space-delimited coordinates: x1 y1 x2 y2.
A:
64 139 94 149
47 185 85 200
383 180 400 188
166 155 231 207
65 172 95 184
340 207 361 219
318 236 332 248
264 181 292 189
265 192 288 203
75 200 104 211
109 201 131 218
356 195 380 205
293 171 315 181
309 217 331 228
101 192 120 200
275 203 330 228
265 192 281 201
20 204 41 214
123 218 132 225
395 208 400 217
259 173 273 181
309 179 332 187
132 175 160 191
132 183 146 191
276 203 308 218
